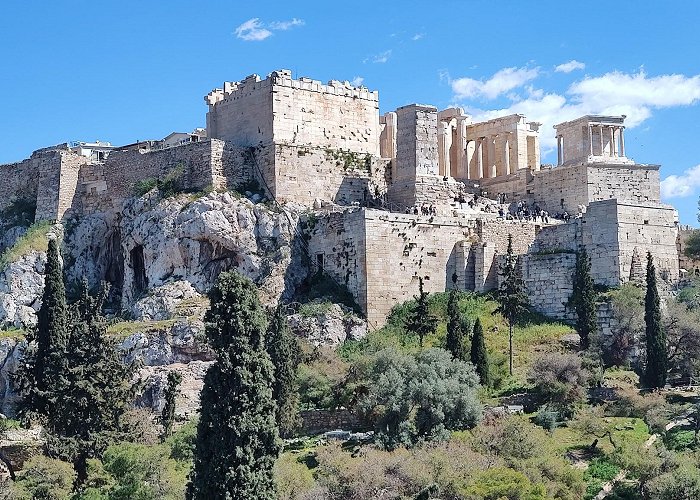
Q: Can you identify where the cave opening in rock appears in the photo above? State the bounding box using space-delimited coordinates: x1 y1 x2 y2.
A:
130 245 148 296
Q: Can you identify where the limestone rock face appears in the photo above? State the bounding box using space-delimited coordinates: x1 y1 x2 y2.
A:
121 318 214 367
117 192 307 309
136 361 212 420
0 337 24 416
0 252 45 329
131 281 201 321
0 226 28 255
288 302 368 346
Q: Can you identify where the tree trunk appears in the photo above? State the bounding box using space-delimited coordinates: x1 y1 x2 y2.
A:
73 454 88 490
509 318 514 376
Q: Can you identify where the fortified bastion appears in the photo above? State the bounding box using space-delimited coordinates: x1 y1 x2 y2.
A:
0 69 683 327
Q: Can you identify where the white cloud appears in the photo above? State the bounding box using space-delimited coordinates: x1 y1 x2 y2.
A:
235 18 272 41
451 66 539 100
453 67 700 157
567 71 700 127
555 60 585 73
661 164 700 198
234 17 304 41
269 18 305 30
351 76 364 87
412 33 424 41
366 50 392 64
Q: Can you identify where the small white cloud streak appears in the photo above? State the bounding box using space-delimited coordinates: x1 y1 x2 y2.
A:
235 17 305 41
412 33 424 41
351 76 364 87
555 60 586 73
451 66 539 100
368 50 391 64
661 164 700 199
269 18 305 30
235 18 272 41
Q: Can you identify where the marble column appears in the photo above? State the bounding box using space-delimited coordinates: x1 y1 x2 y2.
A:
476 138 484 178
610 126 615 157
588 125 593 156
557 135 563 165
619 127 625 157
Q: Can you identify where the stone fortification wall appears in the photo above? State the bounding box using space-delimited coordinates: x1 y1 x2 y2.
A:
310 208 541 327
531 163 660 214
531 164 590 213
587 164 660 204
395 105 439 181
519 252 576 321
271 74 380 155
0 158 41 215
530 223 580 253
387 176 470 210
205 74 274 147
478 169 531 204
262 145 391 206
206 70 380 155
582 200 678 286
79 139 236 214
614 201 678 283
307 209 368 312
32 150 88 222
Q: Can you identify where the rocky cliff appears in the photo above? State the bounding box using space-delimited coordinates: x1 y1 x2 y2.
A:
0 190 366 417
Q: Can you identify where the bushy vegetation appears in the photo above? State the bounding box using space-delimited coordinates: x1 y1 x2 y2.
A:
11 252 700 499
0 221 52 270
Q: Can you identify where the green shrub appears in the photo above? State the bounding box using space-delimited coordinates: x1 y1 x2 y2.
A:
534 405 560 431
298 301 333 318
133 178 158 197
273 454 315 500
664 428 698 450
14 455 76 500
460 467 548 500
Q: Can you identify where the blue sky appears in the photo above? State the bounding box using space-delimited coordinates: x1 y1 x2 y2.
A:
2 0 700 224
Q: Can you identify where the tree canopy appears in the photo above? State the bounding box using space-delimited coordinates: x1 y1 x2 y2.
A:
187 271 280 500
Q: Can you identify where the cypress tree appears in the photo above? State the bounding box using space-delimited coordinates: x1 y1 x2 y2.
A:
446 288 468 361
496 234 528 376
266 304 301 438
17 237 69 422
187 271 280 500
404 277 438 347
51 282 138 484
470 317 490 386
644 252 667 388
161 370 182 441
571 248 597 350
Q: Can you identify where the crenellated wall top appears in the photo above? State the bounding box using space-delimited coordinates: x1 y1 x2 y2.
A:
205 69 379 107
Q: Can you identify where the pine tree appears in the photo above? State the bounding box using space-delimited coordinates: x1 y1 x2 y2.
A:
404 277 438 347
470 317 490 386
496 234 528 375
644 252 667 388
266 304 301 438
446 288 468 361
161 370 182 441
187 271 280 500
16 237 69 422
571 248 597 350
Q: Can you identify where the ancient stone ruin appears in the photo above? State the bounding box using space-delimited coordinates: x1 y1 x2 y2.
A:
0 69 687 327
